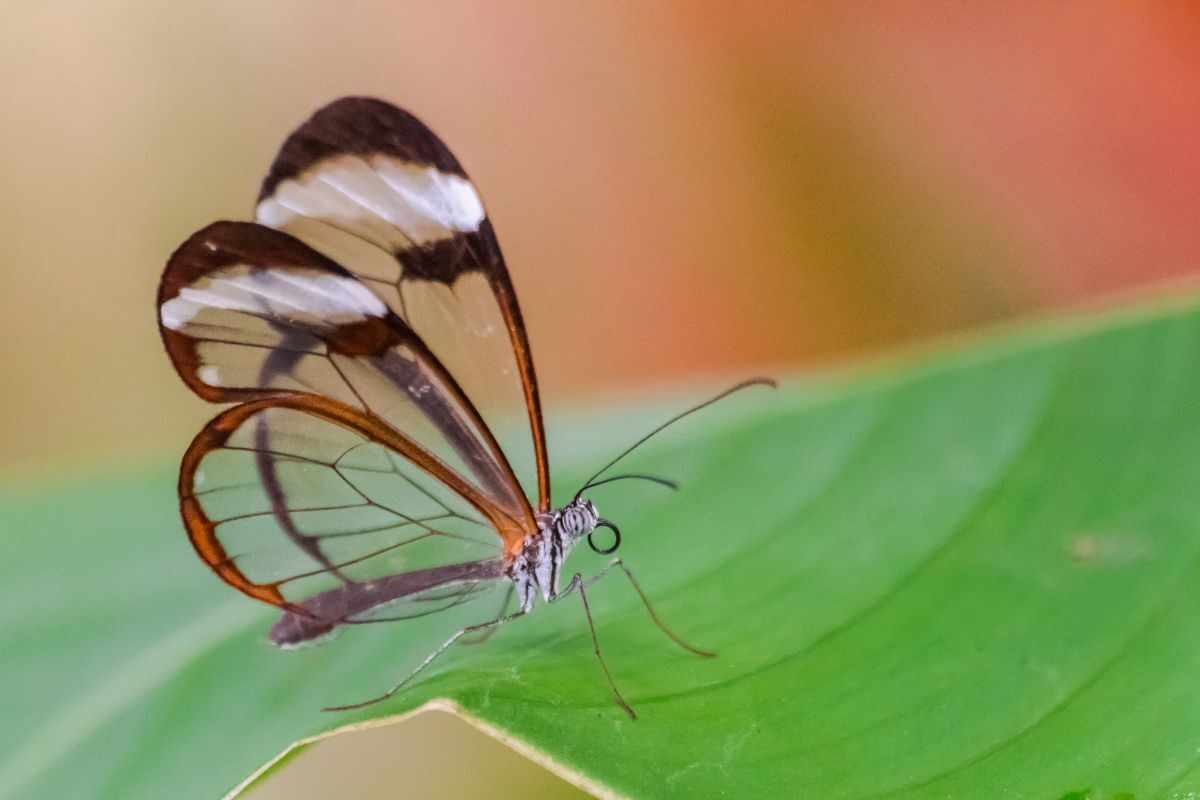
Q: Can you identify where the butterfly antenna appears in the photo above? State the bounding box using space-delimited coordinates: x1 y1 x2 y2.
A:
575 473 679 501
578 377 777 493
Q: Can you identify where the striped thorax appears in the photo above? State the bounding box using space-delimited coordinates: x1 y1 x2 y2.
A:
508 497 600 612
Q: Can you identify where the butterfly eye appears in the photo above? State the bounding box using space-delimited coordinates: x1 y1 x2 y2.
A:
588 518 621 555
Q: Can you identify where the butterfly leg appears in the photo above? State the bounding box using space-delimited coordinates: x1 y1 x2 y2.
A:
554 573 637 720
460 584 515 646
597 558 716 658
323 609 526 712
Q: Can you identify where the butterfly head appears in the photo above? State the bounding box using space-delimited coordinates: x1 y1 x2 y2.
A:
553 496 620 555
520 498 618 607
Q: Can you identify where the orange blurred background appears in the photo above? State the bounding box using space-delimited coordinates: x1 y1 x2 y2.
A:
4 3 1199 478
3 3 1198 796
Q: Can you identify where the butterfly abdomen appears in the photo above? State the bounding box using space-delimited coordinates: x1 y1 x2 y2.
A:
270 558 506 648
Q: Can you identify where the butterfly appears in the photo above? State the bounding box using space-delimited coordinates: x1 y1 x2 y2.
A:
157 96 773 718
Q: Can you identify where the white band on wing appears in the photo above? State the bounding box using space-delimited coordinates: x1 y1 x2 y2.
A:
160 265 387 330
256 155 485 251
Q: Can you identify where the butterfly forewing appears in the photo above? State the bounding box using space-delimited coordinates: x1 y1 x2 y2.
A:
253 97 550 511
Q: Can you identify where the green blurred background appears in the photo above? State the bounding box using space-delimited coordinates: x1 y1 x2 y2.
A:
3 3 1198 797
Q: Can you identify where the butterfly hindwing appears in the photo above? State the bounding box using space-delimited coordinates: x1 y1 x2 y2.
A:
180 394 509 616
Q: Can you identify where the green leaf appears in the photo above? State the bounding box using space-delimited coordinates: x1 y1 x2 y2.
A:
5 296 1200 800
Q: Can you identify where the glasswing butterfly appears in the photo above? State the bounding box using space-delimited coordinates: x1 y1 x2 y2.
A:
157 97 773 718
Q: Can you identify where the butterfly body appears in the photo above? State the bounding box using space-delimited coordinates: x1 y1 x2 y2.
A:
511 497 601 611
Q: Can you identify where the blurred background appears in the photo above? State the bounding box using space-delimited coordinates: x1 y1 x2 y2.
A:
3 2 1198 797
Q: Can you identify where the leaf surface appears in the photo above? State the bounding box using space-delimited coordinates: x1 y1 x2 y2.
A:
3 298 1198 799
